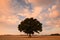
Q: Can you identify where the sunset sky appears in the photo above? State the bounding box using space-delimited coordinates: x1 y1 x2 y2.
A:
0 0 60 35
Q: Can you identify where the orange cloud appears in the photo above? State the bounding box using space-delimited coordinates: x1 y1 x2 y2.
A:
31 6 42 18
28 0 40 6
48 5 60 18
27 0 55 6
49 10 59 18
0 15 19 25
0 0 11 15
41 27 60 35
0 0 20 25
45 21 52 26
0 0 60 35
18 6 42 18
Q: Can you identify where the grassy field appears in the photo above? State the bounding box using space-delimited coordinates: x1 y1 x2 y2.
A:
0 35 60 40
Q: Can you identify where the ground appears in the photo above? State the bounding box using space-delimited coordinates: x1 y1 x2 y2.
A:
0 35 60 40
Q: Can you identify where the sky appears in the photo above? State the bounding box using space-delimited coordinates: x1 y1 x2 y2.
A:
0 0 60 35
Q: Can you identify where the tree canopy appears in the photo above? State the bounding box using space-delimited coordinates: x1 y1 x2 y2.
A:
18 18 42 37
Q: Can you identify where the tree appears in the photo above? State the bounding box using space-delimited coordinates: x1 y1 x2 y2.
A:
51 33 60 36
18 18 42 37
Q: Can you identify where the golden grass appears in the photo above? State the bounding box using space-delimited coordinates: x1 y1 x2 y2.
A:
0 35 60 40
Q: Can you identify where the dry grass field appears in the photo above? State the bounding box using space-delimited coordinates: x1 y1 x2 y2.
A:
0 35 60 40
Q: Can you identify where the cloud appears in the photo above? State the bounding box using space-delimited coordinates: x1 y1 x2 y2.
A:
9 0 33 12
0 0 20 25
13 0 60 35
18 6 42 18
48 5 60 18
27 0 56 6
45 19 60 27
40 27 60 35
0 0 60 35
0 15 19 25
49 10 59 18
0 0 21 35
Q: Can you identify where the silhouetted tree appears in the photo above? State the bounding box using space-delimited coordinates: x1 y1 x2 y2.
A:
18 18 42 37
51 33 60 36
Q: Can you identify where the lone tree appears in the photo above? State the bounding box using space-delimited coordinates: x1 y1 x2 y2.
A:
18 18 42 37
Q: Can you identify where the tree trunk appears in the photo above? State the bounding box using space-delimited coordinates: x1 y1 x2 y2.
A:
28 34 31 38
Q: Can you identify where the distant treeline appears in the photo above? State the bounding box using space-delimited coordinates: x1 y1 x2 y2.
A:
50 33 60 36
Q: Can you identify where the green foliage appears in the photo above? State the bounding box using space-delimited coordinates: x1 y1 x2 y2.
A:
18 18 42 36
